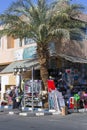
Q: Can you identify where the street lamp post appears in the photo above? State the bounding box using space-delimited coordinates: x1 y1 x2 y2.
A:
31 66 34 111
14 66 27 86
13 66 35 109
13 66 27 107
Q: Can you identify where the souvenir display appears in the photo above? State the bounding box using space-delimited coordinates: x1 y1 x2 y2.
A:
48 63 87 110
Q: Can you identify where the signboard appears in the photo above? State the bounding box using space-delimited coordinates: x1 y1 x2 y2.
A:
23 45 37 59
14 44 37 61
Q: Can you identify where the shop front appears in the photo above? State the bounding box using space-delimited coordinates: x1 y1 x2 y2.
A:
0 59 40 102
48 54 87 111
1 53 87 110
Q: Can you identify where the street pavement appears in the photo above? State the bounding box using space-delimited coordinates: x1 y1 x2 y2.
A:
0 111 87 130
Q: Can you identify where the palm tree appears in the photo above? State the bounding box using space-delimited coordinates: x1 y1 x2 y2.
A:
0 0 85 92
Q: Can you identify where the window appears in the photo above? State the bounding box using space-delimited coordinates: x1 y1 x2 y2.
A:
19 39 22 47
48 42 56 56
7 36 14 48
24 37 35 45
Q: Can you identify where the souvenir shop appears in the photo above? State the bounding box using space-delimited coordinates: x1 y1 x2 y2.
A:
48 56 87 110
2 55 87 110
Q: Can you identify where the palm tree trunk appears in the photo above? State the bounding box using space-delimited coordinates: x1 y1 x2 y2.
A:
37 44 49 108
40 64 48 91
37 44 49 91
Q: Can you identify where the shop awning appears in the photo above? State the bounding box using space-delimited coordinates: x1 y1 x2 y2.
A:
1 54 87 74
0 59 40 74
58 54 87 63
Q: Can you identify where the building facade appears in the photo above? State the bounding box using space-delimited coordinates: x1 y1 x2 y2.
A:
0 25 38 100
0 13 87 100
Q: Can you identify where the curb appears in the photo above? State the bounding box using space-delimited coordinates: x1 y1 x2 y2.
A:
0 106 57 112
78 108 87 113
68 108 87 113
8 111 60 117
8 108 87 117
0 105 12 113
0 105 12 110
2 105 87 116
1 105 60 117
21 107 49 112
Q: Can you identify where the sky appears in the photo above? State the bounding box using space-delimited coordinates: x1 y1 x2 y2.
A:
0 0 87 14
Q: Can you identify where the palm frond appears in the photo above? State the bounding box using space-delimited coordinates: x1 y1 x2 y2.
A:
0 0 85 44
49 28 70 40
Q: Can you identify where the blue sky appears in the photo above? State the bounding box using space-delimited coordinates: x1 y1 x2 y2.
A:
0 0 87 14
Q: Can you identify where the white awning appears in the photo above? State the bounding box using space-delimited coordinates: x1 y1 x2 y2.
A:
0 59 40 74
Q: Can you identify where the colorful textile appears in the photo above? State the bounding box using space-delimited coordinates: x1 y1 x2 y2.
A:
74 94 80 101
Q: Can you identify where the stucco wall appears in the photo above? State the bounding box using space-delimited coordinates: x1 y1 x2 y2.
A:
0 35 37 64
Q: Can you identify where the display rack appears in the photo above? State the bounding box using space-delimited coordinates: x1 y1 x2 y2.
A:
21 80 42 107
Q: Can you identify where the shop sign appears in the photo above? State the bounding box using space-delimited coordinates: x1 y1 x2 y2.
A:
23 45 37 59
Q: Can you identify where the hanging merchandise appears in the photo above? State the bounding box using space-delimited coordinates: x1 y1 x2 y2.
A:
48 90 60 111
16 75 21 87
69 97 75 109
74 94 80 109
49 92 55 109
24 80 42 93
48 90 65 112
21 80 42 107
47 80 56 92
74 94 80 102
